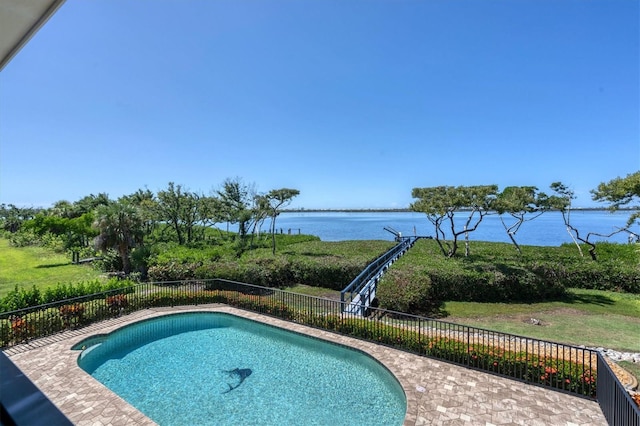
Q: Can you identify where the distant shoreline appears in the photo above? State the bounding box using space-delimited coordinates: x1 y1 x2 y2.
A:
283 207 629 213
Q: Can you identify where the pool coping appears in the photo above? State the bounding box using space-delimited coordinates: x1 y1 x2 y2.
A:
4 305 607 425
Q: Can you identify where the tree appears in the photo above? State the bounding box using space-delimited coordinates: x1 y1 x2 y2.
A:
49 200 74 218
0 204 40 233
550 182 625 260
72 193 110 217
21 211 97 250
266 188 300 254
122 188 159 239
249 194 270 249
156 182 200 245
410 185 497 257
591 171 640 228
198 195 225 237
93 201 144 274
493 186 551 254
217 178 257 251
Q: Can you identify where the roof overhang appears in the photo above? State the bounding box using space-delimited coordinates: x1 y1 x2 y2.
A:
0 0 66 71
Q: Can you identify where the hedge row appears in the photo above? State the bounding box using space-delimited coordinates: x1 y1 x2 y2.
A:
0 279 136 312
376 264 568 313
147 257 367 290
376 240 639 314
145 240 395 290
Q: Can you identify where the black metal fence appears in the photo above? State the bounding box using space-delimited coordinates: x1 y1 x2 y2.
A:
597 354 640 426
1 279 638 424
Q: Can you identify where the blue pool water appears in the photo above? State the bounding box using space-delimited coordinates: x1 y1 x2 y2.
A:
75 312 406 425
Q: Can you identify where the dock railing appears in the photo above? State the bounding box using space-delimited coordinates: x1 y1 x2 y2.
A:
1 279 638 424
341 236 416 314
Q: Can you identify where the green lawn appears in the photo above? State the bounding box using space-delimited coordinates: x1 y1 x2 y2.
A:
443 289 640 352
0 239 104 297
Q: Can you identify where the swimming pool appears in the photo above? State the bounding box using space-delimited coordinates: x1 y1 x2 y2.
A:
74 312 406 425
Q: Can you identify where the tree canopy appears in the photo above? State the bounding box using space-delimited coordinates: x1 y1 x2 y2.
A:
493 186 552 254
591 170 640 227
410 185 497 257
550 181 628 260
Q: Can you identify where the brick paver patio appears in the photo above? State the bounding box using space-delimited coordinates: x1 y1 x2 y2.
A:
4 305 607 425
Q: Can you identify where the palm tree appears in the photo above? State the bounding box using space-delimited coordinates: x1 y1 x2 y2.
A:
94 201 143 274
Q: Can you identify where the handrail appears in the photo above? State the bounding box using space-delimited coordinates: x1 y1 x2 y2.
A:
340 237 415 304
597 353 640 425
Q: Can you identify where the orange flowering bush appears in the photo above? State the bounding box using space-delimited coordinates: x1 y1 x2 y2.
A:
59 304 85 328
105 294 129 313
9 315 33 342
296 316 597 398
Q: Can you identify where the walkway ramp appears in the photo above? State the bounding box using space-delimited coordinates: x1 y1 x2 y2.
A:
341 235 419 315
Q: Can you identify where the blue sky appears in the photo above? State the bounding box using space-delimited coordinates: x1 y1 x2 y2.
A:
1 0 638 210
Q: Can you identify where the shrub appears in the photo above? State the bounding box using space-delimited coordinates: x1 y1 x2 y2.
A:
238 258 295 287
310 315 595 397
376 238 638 312
0 279 135 313
106 294 129 313
59 304 85 328
376 269 437 316
9 315 33 342
93 249 122 272
561 261 639 293
8 230 41 247
147 262 201 282
150 245 223 266
377 255 567 313
290 258 363 290
196 260 244 282
0 286 597 398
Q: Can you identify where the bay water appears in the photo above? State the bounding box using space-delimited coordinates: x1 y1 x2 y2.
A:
261 210 638 246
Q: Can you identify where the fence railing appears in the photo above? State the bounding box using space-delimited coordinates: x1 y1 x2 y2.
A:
1 279 638 424
597 353 640 426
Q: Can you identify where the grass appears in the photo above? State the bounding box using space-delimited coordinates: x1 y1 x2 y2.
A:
0 239 104 297
619 361 640 383
444 288 640 319
434 288 640 352
285 284 342 300
272 239 395 261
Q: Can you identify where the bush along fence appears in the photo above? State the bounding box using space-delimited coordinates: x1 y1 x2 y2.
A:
1 279 638 424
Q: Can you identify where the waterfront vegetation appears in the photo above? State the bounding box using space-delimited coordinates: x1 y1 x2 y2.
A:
1 236 638 352
377 238 639 310
1 232 638 400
